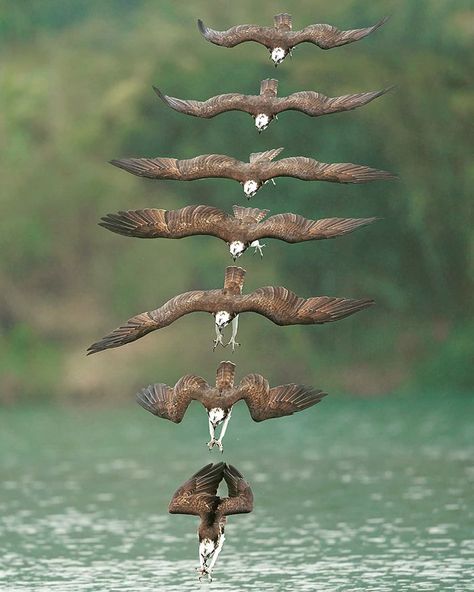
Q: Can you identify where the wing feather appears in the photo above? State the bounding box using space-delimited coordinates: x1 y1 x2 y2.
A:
169 462 225 517
154 87 254 117
100 205 234 241
110 154 244 181
86 290 220 354
217 464 253 516
237 374 327 421
274 88 391 116
249 214 377 243
198 19 274 47
236 288 374 326
289 16 389 49
265 157 397 184
136 374 209 423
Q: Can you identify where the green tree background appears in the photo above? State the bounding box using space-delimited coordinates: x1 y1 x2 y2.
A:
1 0 472 404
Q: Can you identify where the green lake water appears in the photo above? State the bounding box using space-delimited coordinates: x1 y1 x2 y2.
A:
1 393 473 591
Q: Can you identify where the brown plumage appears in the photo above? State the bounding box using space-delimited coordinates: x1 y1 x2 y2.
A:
86 266 374 355
169 462 253 580
99 204 378 260
110 147 397 199
137 361 327 450
198 13 389 65
154 79 392 131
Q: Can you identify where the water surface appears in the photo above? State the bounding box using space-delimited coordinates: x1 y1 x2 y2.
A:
1 394 473 591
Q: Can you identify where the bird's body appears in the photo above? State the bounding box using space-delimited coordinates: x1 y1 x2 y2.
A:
87 266 374 355
155 78 392 131
169 463 253 581
137 361 327 451
198 13 389 65
111 147 396 198
99 204 377 260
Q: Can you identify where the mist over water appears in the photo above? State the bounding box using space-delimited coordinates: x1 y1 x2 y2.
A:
1 394 473 591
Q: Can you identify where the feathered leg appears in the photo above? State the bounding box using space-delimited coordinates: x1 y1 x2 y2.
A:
227 315 240 351
207 535 225 582
207 417 217 450
214 408 232 453
213 325 224 350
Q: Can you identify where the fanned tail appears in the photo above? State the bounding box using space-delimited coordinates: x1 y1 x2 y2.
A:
216 361 236 389
232 205 269 223
274 13 292 30
260 78 278 96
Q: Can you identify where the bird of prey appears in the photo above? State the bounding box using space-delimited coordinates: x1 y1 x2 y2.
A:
110 147 396 199
154 78 392 132
137 361 327 451
169 462 253 581
86 266 374 354
99 204 377 260
198 13 389 65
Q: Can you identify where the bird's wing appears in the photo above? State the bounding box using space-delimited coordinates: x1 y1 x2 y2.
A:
169 462 225 517
99 205 234 241
136 374 210 423
110 154 243 181
289 17 389 49
265 157 396 184
198 20 274 47
249 213 377 243
237 374 327 422
236 287 374 326
217 464 254 516
274 88 391 116
86 290 218 354
154 87 255 117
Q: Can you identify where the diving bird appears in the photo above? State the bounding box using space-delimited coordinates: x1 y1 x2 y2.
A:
198 13 389 66
169 462 253 581
137 361 327 451
86 266 374 354
99 204 377 260
154 79 392 132
110 147 396 199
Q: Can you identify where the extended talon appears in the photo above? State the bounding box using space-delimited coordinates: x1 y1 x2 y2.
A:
227 339 240 352
213 336 224 350
207 438 217 450
214 439 224 453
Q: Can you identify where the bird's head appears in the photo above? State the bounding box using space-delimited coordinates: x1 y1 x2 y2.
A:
254 113 271 132
208 406 227 428
242 180 260 199
229 241 246 260
214 310 232 328
270 47 287 66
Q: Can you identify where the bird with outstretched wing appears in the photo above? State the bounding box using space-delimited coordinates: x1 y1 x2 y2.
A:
154 78 393 131
137 360 327 451
111 147 396 198
99 203 378 260
86 266 374 354
198 13 389 65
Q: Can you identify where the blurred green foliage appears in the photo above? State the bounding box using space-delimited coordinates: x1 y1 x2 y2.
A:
1 0 473 404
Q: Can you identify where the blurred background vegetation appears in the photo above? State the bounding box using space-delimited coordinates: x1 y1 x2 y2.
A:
1 0 472 405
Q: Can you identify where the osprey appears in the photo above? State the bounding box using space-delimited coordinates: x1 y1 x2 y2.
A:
154 79 392 132
137 361 327 451
169 462 253 581
198 13 389 66
86 266 374 354
110 147 396 199
99 204 377 260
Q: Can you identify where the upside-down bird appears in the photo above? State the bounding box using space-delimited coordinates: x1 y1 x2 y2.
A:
110 147 396 199
86 266 374 354
100 204 377 260
137 361 327 452
198 13 389 65
169 462 253 581
154 78 392 132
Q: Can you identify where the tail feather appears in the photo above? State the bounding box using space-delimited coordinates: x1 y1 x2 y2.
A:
223 266 246 294
232 205 269 223
260 78 278 96
249 147 284 163
216 361 236 389
274 13 292 30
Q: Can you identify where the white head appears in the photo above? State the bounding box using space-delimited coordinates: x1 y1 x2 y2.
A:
229 240 246 260
215 310 231 328
255 113 270 132
208 407 226 427
199 538 217 560
243 180 259 198
270 47 286 65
